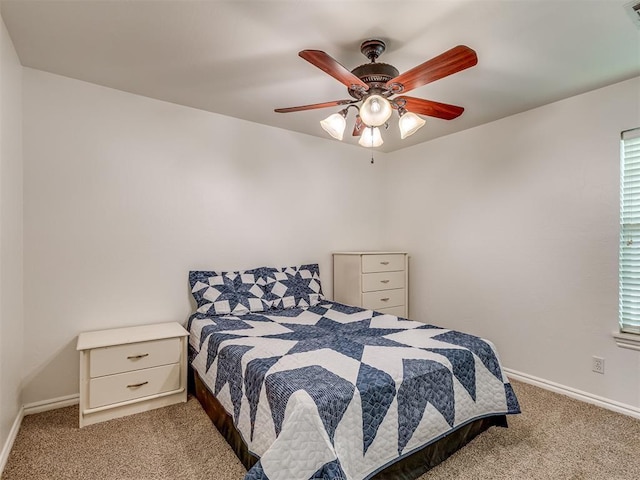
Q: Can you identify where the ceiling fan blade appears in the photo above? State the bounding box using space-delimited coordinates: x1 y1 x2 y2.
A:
299 50 369 91
387 45 477 94
396 96 464 120
352 115 363 136
274 99 354 113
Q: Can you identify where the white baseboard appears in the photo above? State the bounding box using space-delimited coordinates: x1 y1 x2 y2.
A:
23 393 79 416
0 394 79 476
0 406 24 476
504 367 640 420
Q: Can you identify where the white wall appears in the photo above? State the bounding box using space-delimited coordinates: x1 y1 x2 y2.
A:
19 63 640 410
383 77 640 407
21 68 387 404
0 15 23 456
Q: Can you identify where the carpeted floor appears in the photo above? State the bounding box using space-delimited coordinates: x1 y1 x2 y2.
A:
3 380 640 479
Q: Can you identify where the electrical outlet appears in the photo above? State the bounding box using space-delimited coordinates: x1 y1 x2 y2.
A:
592 356 605 374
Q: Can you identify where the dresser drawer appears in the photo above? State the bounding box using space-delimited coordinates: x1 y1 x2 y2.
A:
375 305 407 317
362 271 405 292
90 337 181 378
362 254 405 273
89 363 180 409
362 288 405 310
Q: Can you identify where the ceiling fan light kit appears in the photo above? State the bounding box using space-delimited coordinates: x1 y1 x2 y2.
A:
275 39 478 148
399 111 427 139
358 126 384 148
320 110 348 140
359 94 393 127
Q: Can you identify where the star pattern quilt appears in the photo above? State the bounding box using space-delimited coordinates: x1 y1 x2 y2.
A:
188 301 520 480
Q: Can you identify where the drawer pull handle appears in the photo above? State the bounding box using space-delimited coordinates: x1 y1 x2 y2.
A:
380 280 390 284
380 261 390 265
126 381 148 389
127 353 149 360
381 297 390 302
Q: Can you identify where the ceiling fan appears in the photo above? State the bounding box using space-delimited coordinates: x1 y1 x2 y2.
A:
275 39 477 147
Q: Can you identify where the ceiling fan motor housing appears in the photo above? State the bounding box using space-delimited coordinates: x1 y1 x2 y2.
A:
350 62 399 98
347 39 400 99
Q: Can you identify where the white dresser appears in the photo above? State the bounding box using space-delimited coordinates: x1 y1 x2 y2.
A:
333 252 409 317
76 322 188 427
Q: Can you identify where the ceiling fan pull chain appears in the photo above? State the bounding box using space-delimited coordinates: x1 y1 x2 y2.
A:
369 125 375 164
371 139 375 164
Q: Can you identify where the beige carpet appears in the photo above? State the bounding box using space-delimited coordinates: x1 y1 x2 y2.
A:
3 380 640 480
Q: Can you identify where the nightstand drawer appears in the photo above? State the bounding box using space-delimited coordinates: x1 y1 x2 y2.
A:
89 363 180 409
375 305 407 317
362 271 405 292
362 254 405 273
362 288 405 310
90 337 181 378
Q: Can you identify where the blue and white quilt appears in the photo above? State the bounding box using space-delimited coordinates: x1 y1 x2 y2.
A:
188 301 520 480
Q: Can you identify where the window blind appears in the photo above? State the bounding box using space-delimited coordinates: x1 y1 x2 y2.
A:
620 128 640 334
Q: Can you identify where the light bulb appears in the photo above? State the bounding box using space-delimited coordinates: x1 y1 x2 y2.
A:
399 111 426 139
320 112 347 140
358 126 383 148
359 95 392 127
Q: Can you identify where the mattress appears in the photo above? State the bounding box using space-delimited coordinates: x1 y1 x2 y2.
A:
188 301 520 480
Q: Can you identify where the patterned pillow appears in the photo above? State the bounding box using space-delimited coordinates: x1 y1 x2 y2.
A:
264 264 324 309
189 269 270 316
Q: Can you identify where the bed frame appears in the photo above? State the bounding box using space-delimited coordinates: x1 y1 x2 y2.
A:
191 368 508 479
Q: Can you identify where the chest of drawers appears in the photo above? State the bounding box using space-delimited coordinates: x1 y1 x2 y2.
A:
333 252 409 317
76 322 188 427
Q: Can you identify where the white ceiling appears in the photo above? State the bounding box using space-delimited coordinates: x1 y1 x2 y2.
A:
2 0 639 152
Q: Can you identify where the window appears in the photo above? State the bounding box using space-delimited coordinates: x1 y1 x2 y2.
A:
619 128 640 335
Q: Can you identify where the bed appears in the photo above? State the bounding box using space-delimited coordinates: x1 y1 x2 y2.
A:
187 265 520 480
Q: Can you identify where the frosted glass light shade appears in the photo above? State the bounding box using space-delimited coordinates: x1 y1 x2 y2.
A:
359 95 392 127
358 126 383 148
399 111 426 139
320 112 347 140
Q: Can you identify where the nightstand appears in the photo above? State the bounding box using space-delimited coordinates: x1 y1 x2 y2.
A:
76 322 188 427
